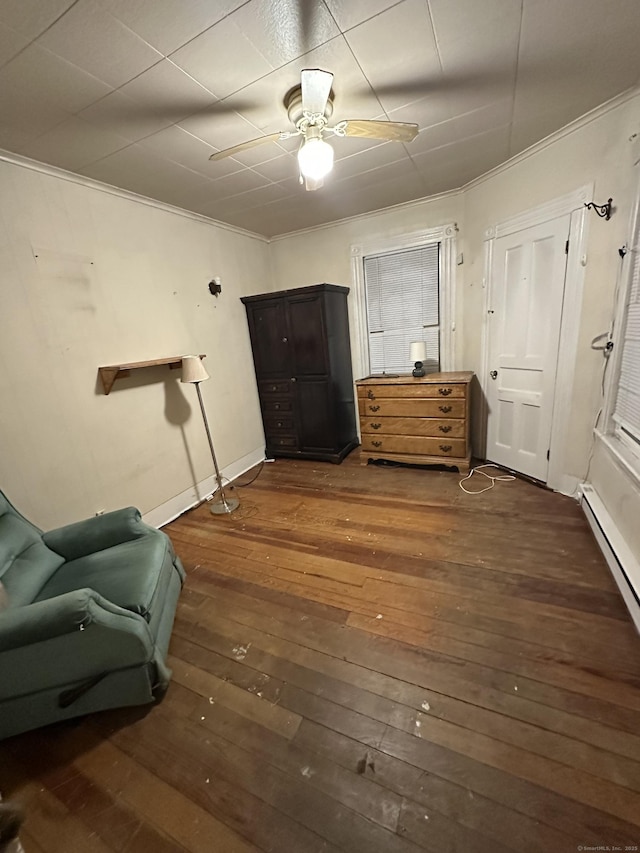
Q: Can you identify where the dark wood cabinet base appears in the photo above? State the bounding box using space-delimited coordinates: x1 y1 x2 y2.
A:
267 437 360 464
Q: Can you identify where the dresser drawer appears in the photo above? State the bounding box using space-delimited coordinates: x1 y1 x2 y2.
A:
360 434 466 458
360 417 466 438
358 383 466 401
269 435 298 449
359 398 465 419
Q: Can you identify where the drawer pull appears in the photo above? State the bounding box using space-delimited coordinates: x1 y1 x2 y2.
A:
271 385 278 391
371 423 382 430
372 440 382 448
369 405 380 412
274 403 281 410
438 388 453 396
277 421 283 427
439 405 452 413
439 444 452 453
367 389 376 400
438 425 452 433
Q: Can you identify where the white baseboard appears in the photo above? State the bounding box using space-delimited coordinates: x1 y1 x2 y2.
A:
580 483 640 634
142 446 265 529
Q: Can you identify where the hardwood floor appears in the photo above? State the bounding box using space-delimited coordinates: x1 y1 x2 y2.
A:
2 457 640 852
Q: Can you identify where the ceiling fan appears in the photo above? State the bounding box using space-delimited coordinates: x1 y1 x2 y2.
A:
208 69 419 190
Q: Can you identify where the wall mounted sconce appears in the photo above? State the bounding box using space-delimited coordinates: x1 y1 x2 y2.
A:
208 277 222 296
584 198 613 220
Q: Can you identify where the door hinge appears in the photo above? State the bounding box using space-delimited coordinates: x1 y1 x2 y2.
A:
546 449 550 460
565 239 569 254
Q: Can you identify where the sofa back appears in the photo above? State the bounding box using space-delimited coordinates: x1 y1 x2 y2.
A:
0 493 64 607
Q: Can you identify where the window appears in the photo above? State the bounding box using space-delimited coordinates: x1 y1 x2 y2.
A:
612 238 640 461
363 243 440 374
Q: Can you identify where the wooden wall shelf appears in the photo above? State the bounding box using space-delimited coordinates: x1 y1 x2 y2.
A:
98 354 206 394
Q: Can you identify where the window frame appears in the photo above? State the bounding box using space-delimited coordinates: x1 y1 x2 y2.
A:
350 223 458 379
601 168 640 482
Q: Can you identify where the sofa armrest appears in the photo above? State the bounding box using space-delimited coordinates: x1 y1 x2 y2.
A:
0 588 153 653
0 589 155 700
43 507 151 561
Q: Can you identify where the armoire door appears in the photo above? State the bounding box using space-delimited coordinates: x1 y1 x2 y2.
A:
247 298 290 376
287 294 328 377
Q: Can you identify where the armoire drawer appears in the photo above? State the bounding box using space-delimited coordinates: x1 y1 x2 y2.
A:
260 379 293 396
264 414 295 432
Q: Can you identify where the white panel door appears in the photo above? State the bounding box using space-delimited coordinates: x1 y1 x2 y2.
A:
486 214 570 481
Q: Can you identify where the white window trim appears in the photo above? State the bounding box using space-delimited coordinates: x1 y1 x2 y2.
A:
600 164 640 485
350 223 458 379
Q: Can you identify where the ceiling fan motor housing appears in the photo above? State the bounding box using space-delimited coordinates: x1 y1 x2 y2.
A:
285 84 334 127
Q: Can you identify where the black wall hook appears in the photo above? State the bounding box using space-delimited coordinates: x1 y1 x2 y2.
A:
584 198 613 220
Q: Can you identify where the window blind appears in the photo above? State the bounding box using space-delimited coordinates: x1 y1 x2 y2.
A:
363 243 440 374
613 242 640 450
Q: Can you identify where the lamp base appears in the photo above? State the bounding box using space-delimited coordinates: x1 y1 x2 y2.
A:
209 491 240 515
412 361 425 378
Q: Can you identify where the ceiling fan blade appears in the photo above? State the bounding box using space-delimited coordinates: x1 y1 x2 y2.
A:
208 132 285 161
341 120 419 142
301 68 333 115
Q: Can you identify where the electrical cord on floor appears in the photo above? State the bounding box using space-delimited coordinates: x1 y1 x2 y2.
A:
233 460 266 488
459 463 516 494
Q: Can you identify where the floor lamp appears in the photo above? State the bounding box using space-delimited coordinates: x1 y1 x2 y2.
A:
181 355 240 515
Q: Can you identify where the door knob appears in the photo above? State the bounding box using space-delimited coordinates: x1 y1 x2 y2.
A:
490 370 498 380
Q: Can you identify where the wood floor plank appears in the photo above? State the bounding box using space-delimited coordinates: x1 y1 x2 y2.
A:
2 456 640 852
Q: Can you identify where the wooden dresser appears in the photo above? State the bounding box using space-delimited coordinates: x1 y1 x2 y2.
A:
356 372 473 471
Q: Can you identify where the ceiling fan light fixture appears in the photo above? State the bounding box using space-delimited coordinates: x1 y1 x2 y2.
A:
298 137 334 181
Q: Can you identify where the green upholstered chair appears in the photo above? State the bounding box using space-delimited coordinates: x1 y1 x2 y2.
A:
0 491 185 739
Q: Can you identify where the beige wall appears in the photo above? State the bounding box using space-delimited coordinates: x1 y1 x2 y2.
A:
0 158 269 529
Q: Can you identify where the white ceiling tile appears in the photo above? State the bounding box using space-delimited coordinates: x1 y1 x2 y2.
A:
232 0 339 67
119 59 218 120
37 0 163 88
406 99 513 156
514 0 640 123
78 144 216 204
251 152 300 182
0 21 30 68
200 182 293 218
19 117 130 170
78 90 178 142
171 15 275 99
137 126 242 177
412 125 510 185
345 0 441 113
0 43 112 114
323 0 406 32
199 169 271 202
331 141 409 181
101 0 246 55
0 0 76 40
179 110 264 153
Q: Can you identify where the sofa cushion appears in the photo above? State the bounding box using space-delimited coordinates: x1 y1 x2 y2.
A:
33 534 171 622
0 514 64 607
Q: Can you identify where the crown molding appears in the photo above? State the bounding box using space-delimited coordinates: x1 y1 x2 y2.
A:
0 148 269 244
269 186 462 242
463 85 640 194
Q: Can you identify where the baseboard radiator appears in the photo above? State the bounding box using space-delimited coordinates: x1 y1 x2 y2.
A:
580 484 640 635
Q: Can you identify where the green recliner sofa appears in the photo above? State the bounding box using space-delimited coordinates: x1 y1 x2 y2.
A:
0 491 185 739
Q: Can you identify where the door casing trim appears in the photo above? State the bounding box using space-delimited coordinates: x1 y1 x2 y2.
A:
480 185 592 494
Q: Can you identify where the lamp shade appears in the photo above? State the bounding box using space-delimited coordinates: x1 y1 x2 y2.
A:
298 137 334 180
181 355 209 383
409 341 427 363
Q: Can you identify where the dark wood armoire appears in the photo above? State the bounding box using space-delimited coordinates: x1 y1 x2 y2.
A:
241 284 358 463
